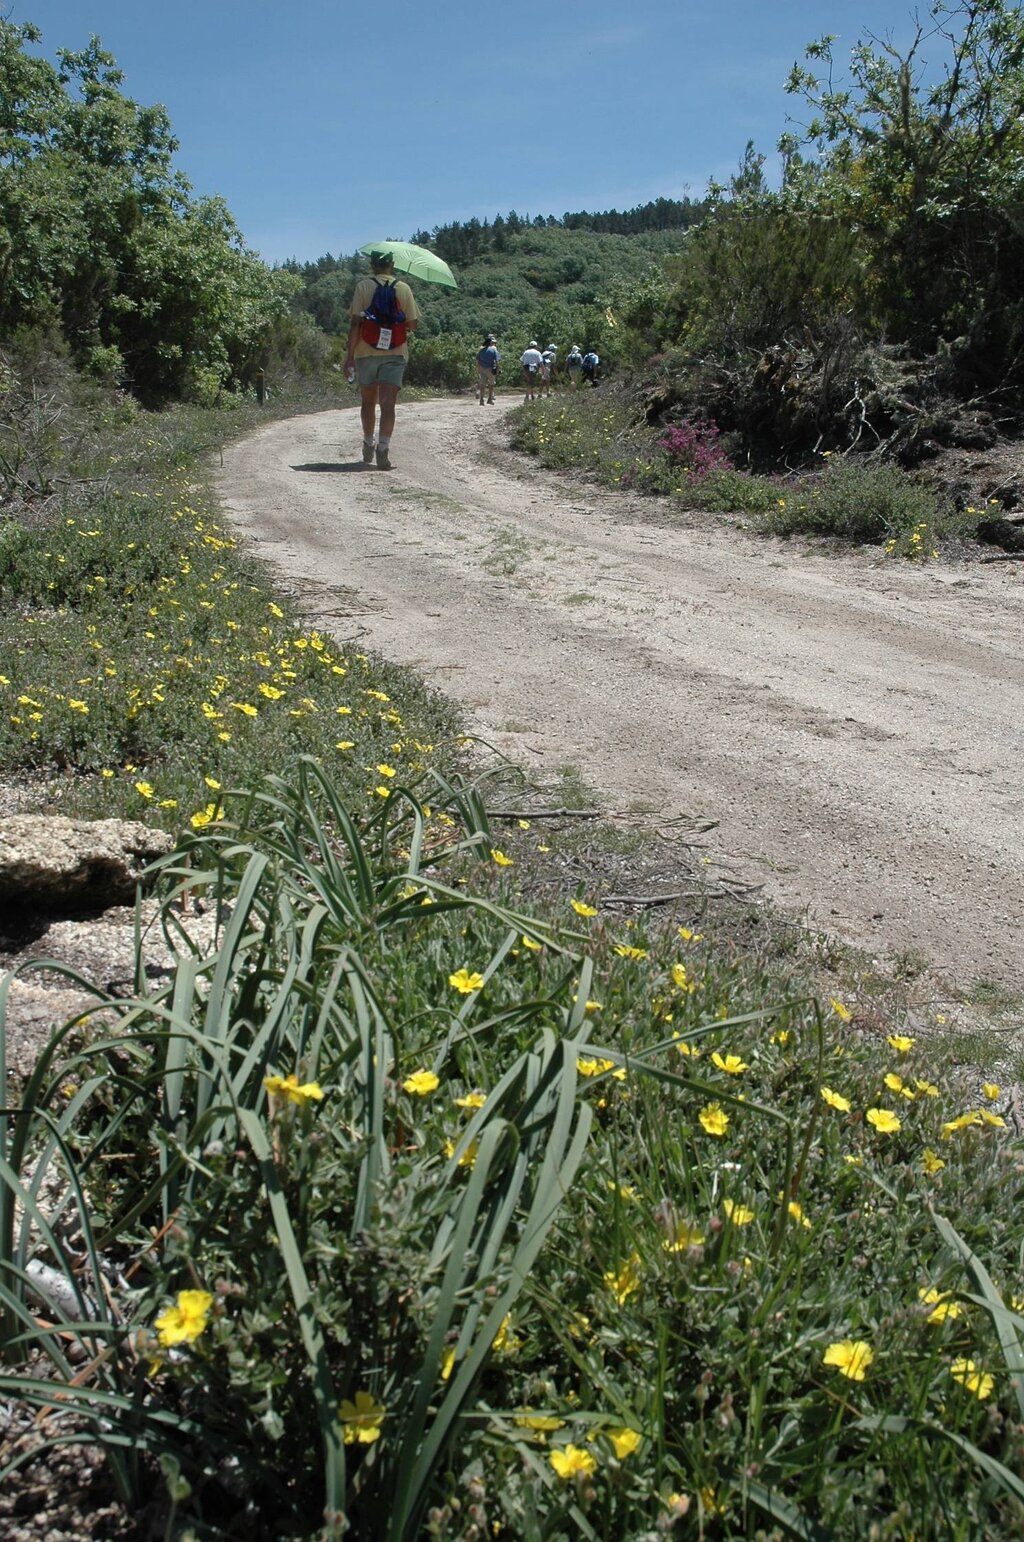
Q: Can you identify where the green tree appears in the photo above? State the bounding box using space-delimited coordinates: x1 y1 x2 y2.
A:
782 0 1024 391
0 22 294 400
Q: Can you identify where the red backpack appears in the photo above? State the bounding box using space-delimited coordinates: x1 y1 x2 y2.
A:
360 278 407 350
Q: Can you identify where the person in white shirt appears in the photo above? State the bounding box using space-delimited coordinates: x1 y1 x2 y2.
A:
540 344 558 396
520 341 544 400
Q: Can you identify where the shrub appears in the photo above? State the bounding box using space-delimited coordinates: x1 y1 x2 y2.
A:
756 458 944 553
657 419 733 479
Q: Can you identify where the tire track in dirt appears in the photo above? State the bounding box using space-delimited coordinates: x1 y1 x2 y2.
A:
217 398 1024 997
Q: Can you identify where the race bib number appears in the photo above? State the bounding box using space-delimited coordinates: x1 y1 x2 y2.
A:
375 326 392 351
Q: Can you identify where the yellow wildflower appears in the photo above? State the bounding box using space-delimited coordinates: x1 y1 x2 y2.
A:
577 1056 618 1078
601 1427 641 1459
549 1445 597 1480
950 1359 994 1400
823 1339 873 1381
571 899 598 917
604 1254 641 1303
263 1073 324 1107
663 1221 705 1252
515 1410 565 1433
919 1287 961 1324
492 1315 522 1355
942 1111 984 1138
338 1389 386 1444
711 1051 748 1075
154 1289 214 1348
445 1137 479 1169
402 1069 439 1096
698 1102 729 1136
820 1086 851 1112
449 968 484 994
866 1107 901 1134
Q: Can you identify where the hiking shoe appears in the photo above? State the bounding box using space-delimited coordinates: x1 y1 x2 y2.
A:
375 446 392 470
362 441 374 465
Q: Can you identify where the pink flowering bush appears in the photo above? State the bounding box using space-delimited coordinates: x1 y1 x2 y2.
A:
656 419 733 481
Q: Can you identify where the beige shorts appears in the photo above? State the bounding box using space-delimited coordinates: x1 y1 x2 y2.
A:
356 354 408 388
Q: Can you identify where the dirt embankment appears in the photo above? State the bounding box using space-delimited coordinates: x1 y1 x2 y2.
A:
216 397 1024 1000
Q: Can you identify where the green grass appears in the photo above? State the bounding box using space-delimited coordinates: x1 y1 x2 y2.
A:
2 386 1024 1539
508 394 980 559
0 400 459 830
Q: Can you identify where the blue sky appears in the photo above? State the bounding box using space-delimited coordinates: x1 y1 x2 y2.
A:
22 0 925 265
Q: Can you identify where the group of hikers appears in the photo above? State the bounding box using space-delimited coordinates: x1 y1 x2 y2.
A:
477 337 600 404
345 247 601 469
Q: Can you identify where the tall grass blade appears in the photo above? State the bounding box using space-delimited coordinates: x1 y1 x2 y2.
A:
932 1209 1024 1423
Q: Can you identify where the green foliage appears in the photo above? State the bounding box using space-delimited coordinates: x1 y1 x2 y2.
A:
5 766 1024 1536
782 0 1024 395
598 6 1024 455
0 757 593 1537
0 385 455 821
754 457 945 554
507 393 968 557
403 331 478 391
2 375 1024 1538
287 226 686 373
0 21 295 401
409 198 708 270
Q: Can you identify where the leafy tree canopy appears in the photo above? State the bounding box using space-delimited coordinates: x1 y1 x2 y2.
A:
0 20 296 400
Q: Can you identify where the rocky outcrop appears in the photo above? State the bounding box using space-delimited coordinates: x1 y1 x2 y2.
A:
0 816 173 911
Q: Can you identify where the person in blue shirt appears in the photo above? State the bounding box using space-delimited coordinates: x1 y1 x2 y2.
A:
476 333 500 404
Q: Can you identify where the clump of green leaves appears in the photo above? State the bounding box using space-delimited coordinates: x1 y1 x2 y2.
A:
510 393 965 557
0 21 294 401
754 457 946 553
5 768 1024 1539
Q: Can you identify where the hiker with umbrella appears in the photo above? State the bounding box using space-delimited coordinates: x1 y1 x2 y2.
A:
345 241 457 470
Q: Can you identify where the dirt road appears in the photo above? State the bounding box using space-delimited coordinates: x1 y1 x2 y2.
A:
217 397 1024 995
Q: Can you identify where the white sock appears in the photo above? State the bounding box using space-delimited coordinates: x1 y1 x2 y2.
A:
378 436 390 450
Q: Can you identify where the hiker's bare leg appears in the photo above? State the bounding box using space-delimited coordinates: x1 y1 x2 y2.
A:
360 384 379 440
377 383 399 441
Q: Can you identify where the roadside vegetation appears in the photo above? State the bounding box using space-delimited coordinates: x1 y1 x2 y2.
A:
3 3 1024 1536
508 388 990 559
2 323 1023 1542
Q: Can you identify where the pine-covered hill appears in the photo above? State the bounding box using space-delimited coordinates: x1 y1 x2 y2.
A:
419 226 686 344
286 219 696 349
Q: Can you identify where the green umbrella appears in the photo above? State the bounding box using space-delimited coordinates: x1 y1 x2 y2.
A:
357 240 458 289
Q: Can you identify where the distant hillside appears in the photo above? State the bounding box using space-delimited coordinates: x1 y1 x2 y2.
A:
416 225 686 344
284 199 705 351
